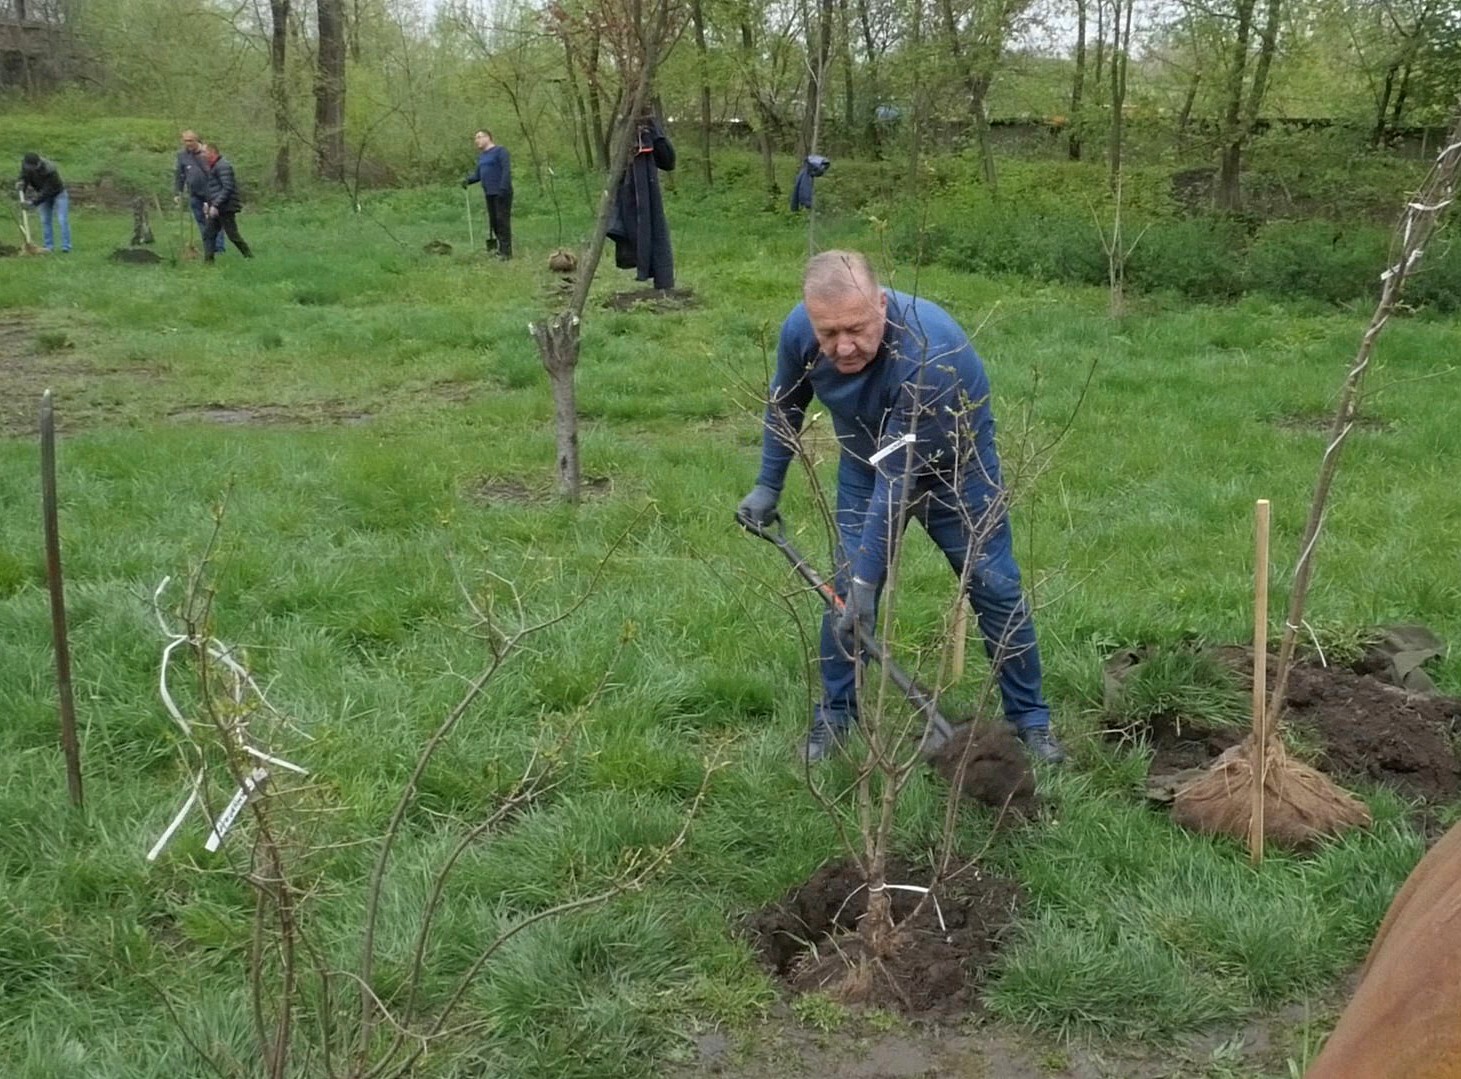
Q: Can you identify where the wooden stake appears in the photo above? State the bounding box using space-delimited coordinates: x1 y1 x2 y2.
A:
949 594 968 682
40 390 84 809
1248 498 1270 865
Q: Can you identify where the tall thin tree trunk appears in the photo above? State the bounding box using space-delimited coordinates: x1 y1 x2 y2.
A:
270 0 291 191
532 0 675 502
1108 0 1132 191
1069 0 1087 160
1215 0 1257 211
586 37 608 169
802 0 834 156
314 0 347 181
691 0 713 184
741 20 780 197
839 0 856 149
856 0 881 153
938 0 996 187
907 0 924 188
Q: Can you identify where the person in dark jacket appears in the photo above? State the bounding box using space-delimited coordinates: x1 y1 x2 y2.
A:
175 130 224 254
606 113 676 289
736 250 1065 766
462 129 512 259
200 143 252 262
16 152 70 253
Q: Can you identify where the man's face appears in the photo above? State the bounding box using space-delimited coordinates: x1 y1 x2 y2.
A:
203 146 219 166
475 132 491 150
805 285 886 375
182 133 200 153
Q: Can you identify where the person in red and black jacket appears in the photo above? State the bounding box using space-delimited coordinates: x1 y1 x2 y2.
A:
200 143 253 263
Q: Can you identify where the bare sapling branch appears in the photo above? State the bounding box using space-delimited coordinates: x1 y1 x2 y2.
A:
1267 110 1461 724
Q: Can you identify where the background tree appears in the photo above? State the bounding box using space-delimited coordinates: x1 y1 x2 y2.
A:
316 0 348 180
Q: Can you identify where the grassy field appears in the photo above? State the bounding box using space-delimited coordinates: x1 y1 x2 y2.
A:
1 158 1457 1078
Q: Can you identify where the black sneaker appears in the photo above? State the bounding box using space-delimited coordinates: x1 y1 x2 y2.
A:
1017 726 1067 765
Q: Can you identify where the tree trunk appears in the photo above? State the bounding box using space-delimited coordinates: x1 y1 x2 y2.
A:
587 37 609 170
1069 0 1087 160
1092 0 1105 102
1215 0 1257 211
531 0 673 502
907 0 924 189
1373 61 1399 146
314 0 347 181
741 20 780 197
691 0 713 185
802 0 834 157
559 38 596 170
938 0 996 188
839 0 856 149
270 0 291 191
1107 0 1132 191
1177 71 1199 149
856 0 881 153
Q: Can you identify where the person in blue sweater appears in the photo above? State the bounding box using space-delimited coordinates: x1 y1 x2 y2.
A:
462 129 512 259
737 250 1065 765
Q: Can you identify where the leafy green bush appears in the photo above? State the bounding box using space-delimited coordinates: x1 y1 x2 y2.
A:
1126 217 1248 301
1245 220 1388 306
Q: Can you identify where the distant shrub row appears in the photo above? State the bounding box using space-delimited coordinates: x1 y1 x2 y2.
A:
893 209 1461 312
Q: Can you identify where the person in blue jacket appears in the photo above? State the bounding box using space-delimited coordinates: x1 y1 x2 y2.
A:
737 250 1066 765
462 129 512 259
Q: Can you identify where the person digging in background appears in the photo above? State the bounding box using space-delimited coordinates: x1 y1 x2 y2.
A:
16 152 70 253
175 129 224 255
737 250 1066 766
462 129 512 259
200 143 252 262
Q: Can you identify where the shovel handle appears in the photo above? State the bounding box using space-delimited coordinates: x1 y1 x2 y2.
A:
737 511 961 752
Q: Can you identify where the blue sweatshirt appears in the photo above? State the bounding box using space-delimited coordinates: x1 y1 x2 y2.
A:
464 145 512 195
755 289 1002 583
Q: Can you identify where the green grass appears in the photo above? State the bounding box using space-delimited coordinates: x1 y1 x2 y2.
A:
0 146 1455 1077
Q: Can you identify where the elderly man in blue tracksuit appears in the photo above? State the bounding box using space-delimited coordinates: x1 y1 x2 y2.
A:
462 129 512 259
738 250 1065 765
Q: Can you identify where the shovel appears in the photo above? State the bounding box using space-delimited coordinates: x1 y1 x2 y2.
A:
736 511 1037 809
736 512 966 758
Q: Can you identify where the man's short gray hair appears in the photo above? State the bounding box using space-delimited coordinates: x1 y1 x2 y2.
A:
803 250 879 303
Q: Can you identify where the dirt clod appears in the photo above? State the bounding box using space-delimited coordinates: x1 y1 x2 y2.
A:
925 722 1037 815
743 856 1021 1018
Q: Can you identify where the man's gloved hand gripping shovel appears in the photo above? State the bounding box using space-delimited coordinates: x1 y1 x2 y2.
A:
736 510 1036 810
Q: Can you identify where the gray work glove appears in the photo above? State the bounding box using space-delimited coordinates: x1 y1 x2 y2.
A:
835 578 877 655
736 484 780 528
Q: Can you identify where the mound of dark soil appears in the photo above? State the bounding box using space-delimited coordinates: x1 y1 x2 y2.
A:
422 239 453 255
744 856 1021 1018
1285 662 1461 803
1129 649 1461 805
604 286 697 311
0 243 17 257
110 248 163 264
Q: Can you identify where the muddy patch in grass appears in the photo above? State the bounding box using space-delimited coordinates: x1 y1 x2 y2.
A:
109 247 164 265
0 314 157 436
1118 647 1461 806
168 402 376 427
1273 409 1393 434
604 286 698 311
743 856 1021 1020
468 474 612 506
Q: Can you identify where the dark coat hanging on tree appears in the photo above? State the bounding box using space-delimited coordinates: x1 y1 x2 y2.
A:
607 121 677 289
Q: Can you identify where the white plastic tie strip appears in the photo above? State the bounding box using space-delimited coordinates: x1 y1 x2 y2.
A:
869 432 916 467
